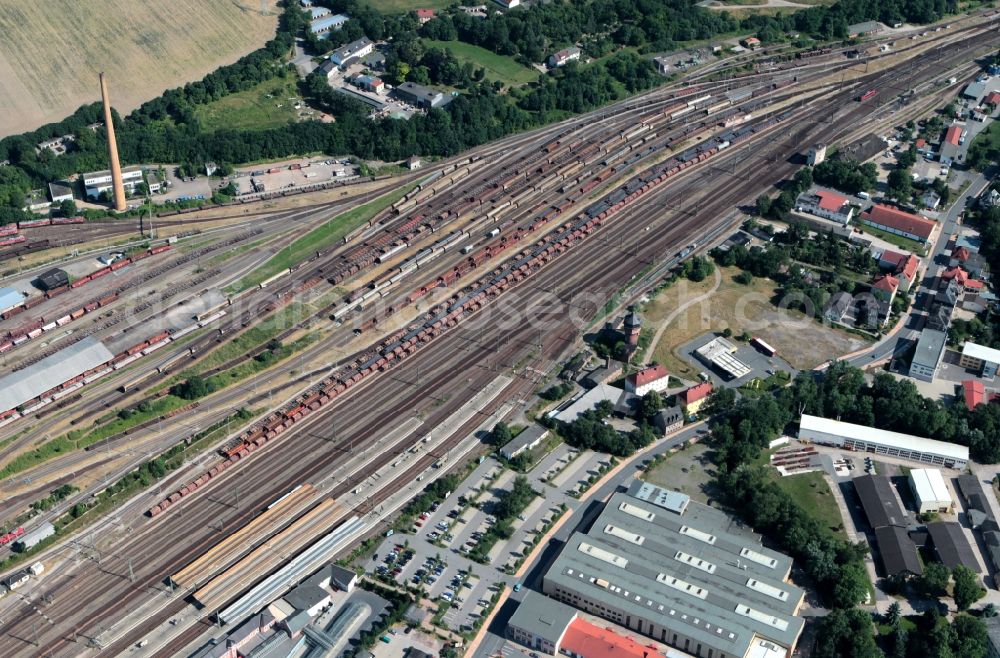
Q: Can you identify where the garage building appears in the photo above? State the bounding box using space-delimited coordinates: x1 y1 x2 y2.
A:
798 414 969 468
908 468 953 514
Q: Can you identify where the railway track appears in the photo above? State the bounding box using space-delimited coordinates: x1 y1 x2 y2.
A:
0 22 995 655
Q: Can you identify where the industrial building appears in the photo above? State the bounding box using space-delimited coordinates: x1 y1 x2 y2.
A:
82 164 143 200
908 469 953 514
926 522 980 572
330 37 373 66
0 337 114 416
310 12 349 34
861 205 936 245
555 384 625 423
796 189 854 224
624 364 670 396
15 522 55 551
37 268 69 291
507 590 578 654
908 329 948 382
540 481 805 658
500 424 549 460
395 81 451 109
959 342 1000 379
695 337 751 380
853 475 922 577
798 414 969 468
0 287 23 313
48 181 74 203
354 74 385 94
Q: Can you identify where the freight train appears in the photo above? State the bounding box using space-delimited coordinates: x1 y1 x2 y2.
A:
146 107 798 518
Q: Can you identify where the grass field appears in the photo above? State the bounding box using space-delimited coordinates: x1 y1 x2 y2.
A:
646 266 869 376
423 40 539 87
772 470 848 541
195 78 303 132
0 0 278 137
228 183 416 292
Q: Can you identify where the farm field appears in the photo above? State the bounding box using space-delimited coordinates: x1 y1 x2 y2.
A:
646 266 869 376
0 0 278 137
423 40 539 87
195 77 306 132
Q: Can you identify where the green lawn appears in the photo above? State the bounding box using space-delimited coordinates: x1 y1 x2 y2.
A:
227 183 416 292
855 222 929 255
772 470 848 541
423 39 539 86
195 77 303 132
972 119 1000 152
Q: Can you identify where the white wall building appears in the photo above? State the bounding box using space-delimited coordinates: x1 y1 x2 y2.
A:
82 165 143 199
909 468 954 514
798 414 968 468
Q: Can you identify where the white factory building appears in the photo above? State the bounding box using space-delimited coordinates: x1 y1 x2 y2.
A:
908 468 954 514
798 414 969 469
82 165 144 199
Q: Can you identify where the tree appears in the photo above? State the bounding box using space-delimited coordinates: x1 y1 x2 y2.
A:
755 194 772 217
489 422 513 447
884 601 901 627
886 168 913 200
919 561 951 598
951 614 988 658
813 608 882 658
58 198 77 217
638 390 663 420
170 374 215 400
982 602 997 618
952 565 985 611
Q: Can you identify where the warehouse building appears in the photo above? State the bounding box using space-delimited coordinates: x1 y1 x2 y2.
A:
501 424 549 460
0 287 23 313
695 337 751 380
14 522 55 551
798 414 968 468
874 526 923 577
48 181 74 203
853 474 908 529
926 522 980 572
909 328 948 382
959 342 1000 379
908 468 953 514
37 268 69 291
847 20 882 37
940 124 964 163
395 81 451 109
0 337 114 415
541 481 805 658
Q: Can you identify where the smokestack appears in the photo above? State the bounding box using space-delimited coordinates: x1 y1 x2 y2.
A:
99 72 127 212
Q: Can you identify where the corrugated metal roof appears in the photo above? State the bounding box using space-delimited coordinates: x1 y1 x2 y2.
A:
910 468 951 506
0 336 113 412
0 287 23 311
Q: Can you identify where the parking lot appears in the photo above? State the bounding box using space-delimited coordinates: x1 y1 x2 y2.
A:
361 440 614 634
679 332 798 389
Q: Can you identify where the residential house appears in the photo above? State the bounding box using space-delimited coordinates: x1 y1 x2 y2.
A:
415 8 435 23
653 406 684 435
796 189 854 224
330 37 373 66
679 382 713 416
923 190 941 210
741 37 761 49
824 290 853 323
548 47 581 68
961 380 999 411
624 364 669 396
354 74 385 94
940 124 963 163
950 246 988 279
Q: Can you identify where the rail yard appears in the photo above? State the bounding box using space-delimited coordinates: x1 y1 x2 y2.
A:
0 11 996 658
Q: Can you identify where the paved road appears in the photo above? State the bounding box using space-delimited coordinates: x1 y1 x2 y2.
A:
846 168 991 368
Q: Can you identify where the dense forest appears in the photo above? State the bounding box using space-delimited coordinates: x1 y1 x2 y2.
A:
0 0 967 221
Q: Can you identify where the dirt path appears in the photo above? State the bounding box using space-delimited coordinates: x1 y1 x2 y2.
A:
643 267 722 363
